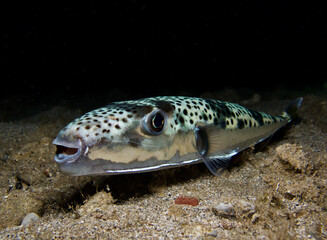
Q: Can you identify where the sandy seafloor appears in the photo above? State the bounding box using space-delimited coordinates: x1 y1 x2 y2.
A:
0 88 326 239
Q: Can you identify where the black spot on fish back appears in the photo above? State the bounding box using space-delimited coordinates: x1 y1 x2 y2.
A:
179 116 185 125
219 120 226 129
249 110 264 126
205 99 216 107
216 101 232 117
237 119 245 129
213 117 219 126
153 100 174 113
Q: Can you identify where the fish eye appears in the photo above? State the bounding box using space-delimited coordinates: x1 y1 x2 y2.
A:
142 109 167 135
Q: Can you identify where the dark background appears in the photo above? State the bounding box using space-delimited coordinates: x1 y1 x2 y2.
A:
1 1 326 118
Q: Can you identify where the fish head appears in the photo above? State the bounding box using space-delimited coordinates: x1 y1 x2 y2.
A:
53 99 181 176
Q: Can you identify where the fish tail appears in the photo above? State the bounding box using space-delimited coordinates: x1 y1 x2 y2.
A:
282 97 303 119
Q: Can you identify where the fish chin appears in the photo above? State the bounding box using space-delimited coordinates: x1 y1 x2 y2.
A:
55 154 89 176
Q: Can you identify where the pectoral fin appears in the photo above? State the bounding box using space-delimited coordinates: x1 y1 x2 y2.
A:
195 125 237 175
201 155 232 176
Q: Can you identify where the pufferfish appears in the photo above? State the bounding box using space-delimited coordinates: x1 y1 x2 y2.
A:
53 96 303 176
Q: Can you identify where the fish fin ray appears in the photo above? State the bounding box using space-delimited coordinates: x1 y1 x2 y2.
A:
195 125 243 157
202 156 231 176
195 125 238 175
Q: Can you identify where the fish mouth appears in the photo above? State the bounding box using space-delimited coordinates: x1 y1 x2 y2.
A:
53 135 85 164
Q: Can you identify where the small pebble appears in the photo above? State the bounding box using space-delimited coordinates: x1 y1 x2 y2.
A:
21 213 40 226
44 169 52 177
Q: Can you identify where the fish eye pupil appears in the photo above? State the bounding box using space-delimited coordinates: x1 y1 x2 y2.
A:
142 109 167 135
151 112 164 131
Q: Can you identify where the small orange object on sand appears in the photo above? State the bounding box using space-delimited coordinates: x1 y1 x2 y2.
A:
174 196 199 206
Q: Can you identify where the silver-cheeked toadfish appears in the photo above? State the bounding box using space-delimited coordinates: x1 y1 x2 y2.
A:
53 96 303 176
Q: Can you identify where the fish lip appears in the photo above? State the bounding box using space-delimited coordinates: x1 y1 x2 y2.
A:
53 135 85 164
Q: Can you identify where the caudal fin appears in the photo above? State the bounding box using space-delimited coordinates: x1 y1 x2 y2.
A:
285 97 303 119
